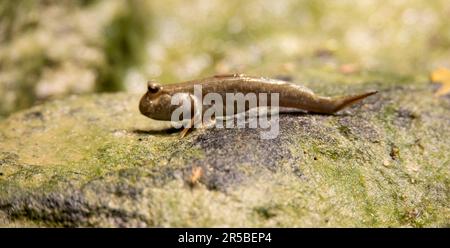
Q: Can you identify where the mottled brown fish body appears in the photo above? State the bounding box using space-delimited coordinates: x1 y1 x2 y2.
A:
139 74 377 121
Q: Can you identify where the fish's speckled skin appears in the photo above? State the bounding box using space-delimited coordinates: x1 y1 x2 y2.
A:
139 74 377 121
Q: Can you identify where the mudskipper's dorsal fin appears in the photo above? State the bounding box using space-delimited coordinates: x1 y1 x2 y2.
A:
213 73 246 79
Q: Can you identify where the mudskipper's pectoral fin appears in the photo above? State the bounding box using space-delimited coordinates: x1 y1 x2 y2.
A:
180 118 195 138
179 94 202 138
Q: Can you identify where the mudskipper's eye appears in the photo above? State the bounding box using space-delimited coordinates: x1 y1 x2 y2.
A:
147 81 161 93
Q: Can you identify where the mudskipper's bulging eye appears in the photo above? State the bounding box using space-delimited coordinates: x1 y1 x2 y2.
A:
147 81 161 94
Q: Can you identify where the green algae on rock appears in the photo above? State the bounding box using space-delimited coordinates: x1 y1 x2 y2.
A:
0 76 449 227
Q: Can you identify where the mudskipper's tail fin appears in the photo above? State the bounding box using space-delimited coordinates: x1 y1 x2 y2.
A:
330 91 378 113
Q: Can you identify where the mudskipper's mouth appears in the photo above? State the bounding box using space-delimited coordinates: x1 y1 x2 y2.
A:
138 96 149 116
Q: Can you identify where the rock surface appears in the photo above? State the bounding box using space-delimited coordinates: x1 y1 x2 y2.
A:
0 76 449 227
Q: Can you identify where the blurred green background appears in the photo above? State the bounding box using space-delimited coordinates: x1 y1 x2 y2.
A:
1 0 449 118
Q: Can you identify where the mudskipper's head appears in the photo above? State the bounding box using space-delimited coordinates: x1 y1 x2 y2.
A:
139 81 173 121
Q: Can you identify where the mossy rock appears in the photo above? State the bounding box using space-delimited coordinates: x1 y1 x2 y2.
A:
0 74 449 227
